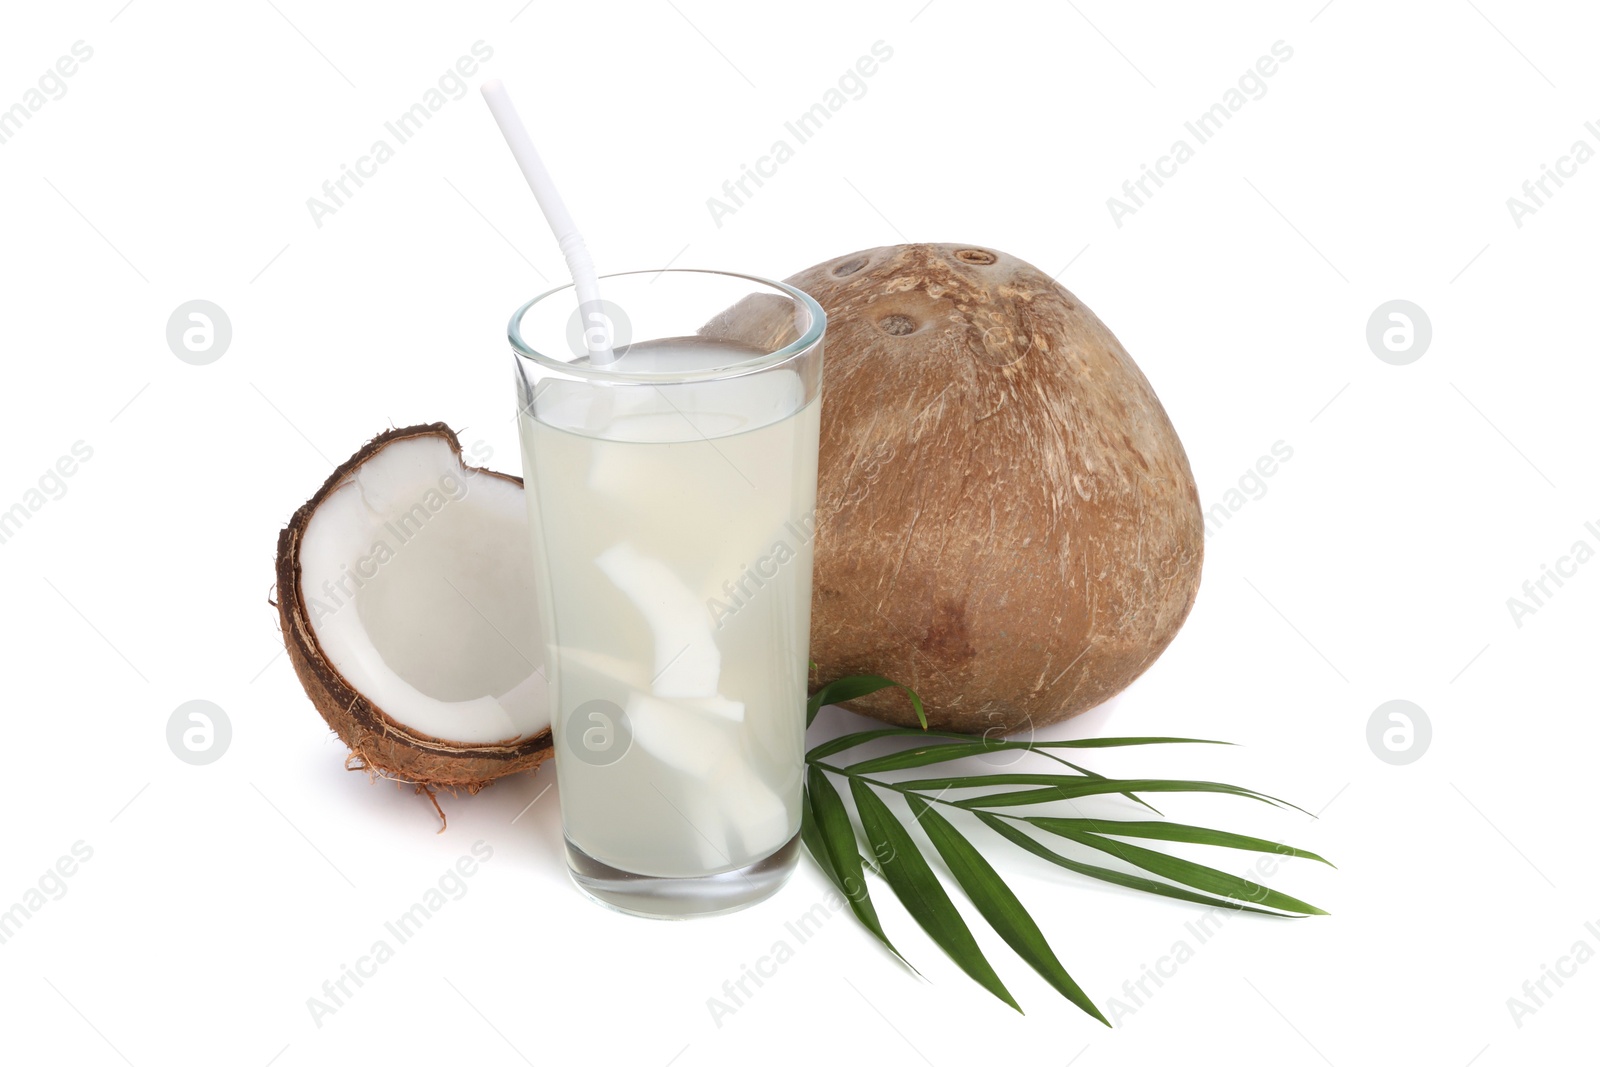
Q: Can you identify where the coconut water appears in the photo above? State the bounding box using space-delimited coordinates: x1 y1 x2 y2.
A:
519 338 820 879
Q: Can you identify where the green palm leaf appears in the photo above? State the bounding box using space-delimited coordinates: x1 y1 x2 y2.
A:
796 673 1330 1021
976 813 1298 916
1028 737 1231 749
1026 818 1333 866
907 795 1107 1025
1048 755 1164 816
804 766 905 963
844 740 1012 773
1031 823 1326 915
945 777 1304 813
840 737 1228 774
849 777 1020 1012
806 728 922 762
807 674 927 729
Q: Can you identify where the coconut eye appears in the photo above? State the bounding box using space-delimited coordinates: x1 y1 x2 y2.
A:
955 249 997 265
832 256 869 277
878 314 917 336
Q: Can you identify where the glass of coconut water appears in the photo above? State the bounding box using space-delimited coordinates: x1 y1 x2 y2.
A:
510 270 825 918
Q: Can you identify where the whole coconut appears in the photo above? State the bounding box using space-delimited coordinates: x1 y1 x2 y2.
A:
790 244 1202 734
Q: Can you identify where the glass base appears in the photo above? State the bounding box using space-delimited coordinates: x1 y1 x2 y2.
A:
565 832 801 919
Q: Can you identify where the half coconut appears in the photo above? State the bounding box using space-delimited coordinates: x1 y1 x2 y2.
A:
275 424 552 801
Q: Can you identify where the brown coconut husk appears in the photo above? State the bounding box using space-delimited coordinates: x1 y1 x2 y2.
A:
787 244 1204 735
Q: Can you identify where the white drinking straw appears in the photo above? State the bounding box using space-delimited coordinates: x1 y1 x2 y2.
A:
480 78 616 365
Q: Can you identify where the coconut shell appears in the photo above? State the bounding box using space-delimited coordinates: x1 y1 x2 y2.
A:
274 423 552 791
788 244 1203 734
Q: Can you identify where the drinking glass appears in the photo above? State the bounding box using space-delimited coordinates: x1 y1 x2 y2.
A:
510 269 825 918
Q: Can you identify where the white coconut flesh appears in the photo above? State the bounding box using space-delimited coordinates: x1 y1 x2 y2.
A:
298 435 549 745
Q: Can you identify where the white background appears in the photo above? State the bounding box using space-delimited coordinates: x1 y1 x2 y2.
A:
2 1 1596 1064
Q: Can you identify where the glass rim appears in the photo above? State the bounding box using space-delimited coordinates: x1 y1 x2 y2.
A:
508 268 826 384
